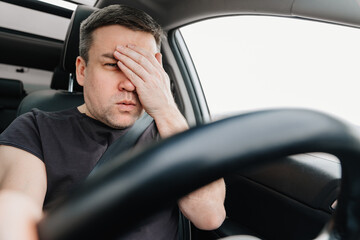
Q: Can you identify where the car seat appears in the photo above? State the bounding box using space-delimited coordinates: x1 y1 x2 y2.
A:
17 5 97 116
0 78 26 132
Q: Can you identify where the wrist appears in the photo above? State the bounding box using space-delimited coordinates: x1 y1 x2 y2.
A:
152 106 188 138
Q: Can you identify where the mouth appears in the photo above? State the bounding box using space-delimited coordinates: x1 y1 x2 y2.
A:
116 101 136 111
118 100 136 105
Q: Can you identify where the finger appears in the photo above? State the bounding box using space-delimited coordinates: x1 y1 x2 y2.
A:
122 44 162 72
116 45 154 74
125 45 169 87
116 60 144 88
114 50 150 82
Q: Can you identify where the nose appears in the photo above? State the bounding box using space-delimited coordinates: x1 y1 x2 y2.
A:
118 77 136 92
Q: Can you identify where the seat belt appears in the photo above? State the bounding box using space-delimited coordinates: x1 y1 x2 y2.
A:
87 112 154 178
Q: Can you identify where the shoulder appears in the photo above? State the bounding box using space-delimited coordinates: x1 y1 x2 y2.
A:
1 110 39 135
0 110 42 160
7 107 80 123
30 107 83 120
0 108 81 160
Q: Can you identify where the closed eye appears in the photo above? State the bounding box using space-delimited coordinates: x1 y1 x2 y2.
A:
105 63 118 67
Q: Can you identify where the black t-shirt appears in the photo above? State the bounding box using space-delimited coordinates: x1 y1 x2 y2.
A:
0 108 178 239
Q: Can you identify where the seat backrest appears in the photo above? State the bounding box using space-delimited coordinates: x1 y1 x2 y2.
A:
17 90 84 116
0 78 26 132
17 5 97 116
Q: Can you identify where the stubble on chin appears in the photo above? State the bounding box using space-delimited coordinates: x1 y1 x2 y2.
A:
101 108 143 129
104 116 137 129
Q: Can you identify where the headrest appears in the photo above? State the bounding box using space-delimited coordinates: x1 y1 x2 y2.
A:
0 78 25 98
62 5 97 73
50 66 83 92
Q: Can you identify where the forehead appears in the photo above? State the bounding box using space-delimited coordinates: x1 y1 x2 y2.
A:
90 25 157 56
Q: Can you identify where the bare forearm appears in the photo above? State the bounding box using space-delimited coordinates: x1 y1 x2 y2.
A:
153 106 189 138
0 190 42 240
178 178 226 230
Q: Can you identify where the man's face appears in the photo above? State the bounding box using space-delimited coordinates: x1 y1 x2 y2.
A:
76 25 158 128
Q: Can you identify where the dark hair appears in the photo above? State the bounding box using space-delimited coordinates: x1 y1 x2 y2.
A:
79 4 165 63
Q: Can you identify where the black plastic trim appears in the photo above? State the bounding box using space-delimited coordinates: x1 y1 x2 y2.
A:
0 27 63 44
0 28 62 71
169 29 210 125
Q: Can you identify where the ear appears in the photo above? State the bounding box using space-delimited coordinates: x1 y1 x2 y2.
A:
155 52 163 66
75 56 86 86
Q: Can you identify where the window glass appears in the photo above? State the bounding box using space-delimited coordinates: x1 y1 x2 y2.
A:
180 16 360 125
0 2 70 40
71 0 97 5
0 63 52 93
37 0 77 10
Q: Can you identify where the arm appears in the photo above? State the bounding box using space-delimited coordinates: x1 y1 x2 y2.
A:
0 190 43 240
178 178 226 230
114 45 226 230
0 145 47 240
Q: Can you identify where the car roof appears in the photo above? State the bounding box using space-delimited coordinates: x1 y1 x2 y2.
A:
2 0 359 42
96 0 360 30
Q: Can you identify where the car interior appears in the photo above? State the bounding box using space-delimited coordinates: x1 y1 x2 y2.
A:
1 0 360 240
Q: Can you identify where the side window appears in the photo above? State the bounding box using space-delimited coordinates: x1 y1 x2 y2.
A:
0 63 52 93
180 16 360 125
0 1 70 40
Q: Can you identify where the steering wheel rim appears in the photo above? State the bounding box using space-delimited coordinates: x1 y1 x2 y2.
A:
37 109 360 240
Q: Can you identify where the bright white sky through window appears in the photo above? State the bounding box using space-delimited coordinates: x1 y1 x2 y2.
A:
0 2 70 40
37 0 97 8
37 0 77 10
180 16 360 125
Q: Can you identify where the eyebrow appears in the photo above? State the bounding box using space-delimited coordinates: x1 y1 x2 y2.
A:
101 53 116 60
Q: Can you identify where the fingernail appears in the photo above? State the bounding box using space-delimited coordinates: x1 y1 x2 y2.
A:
116 45 124 50
127 44 135 48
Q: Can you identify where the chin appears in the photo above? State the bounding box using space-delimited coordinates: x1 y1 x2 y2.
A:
108 115 138 129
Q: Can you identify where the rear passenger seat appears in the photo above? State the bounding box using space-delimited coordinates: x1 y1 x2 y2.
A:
16 65 84 116
0 78 26 133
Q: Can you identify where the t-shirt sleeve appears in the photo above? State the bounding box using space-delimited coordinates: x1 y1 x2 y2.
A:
0 112 43 161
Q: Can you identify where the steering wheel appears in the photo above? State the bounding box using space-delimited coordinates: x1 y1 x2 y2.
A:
37 109 360 240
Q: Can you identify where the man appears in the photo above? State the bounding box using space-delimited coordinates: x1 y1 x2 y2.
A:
0 5 226 239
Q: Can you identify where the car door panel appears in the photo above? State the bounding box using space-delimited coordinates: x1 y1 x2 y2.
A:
221 154 340 239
